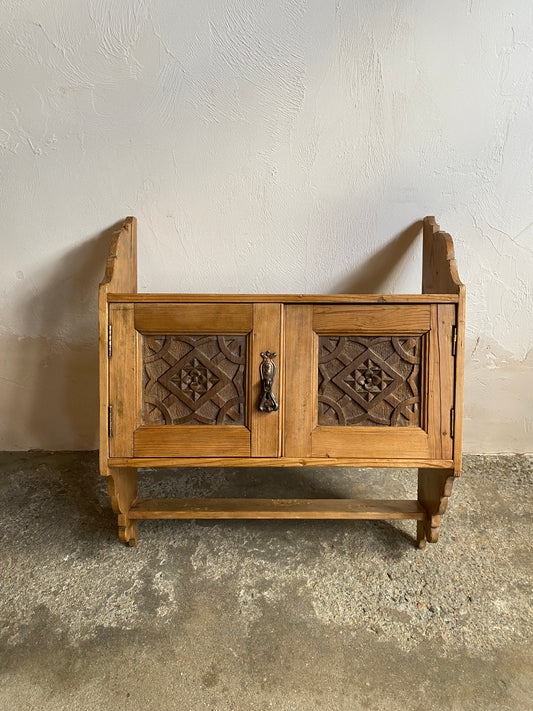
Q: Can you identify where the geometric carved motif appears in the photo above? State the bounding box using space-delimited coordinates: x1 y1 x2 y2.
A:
143 335 246 426
318 336 422 427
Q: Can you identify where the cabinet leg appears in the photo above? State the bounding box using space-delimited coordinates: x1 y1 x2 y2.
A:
417 468 455 546
416 520 427 549
107 468 139 546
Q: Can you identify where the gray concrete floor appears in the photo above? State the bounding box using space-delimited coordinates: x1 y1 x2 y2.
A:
0 452 531 710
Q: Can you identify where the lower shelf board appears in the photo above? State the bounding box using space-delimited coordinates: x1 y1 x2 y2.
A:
109 458 454 469
128 498 427 521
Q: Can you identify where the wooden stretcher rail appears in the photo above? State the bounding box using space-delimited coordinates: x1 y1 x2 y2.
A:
129 498 427 520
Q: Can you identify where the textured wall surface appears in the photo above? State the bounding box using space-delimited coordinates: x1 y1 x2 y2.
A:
0 0 531 451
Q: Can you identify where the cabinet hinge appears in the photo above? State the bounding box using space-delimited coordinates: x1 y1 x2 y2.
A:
450 408 455 439
452 325 457 357
108 323 112 358
108 405 113 438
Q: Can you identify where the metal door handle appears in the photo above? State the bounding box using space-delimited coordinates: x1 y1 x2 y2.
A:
258 351 279 412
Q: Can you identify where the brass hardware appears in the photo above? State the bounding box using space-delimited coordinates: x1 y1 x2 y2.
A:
452 326 457 357
258 351 279 412
108 405 113 438
450 408 455 439
108 323 112 358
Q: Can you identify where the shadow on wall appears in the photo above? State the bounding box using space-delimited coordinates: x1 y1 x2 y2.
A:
5 220 124 451
333 221 422 294
3 218 421 451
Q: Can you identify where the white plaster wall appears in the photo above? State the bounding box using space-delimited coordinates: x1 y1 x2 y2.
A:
0 0 531 452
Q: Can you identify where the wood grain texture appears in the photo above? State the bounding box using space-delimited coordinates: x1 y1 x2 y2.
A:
303 304 434 461
109 293 459 304
99 216 464 546
426 305 455 460
99 288 110 473
250 303 283 456
422 217 465 475
313 305 430 334
311 426 430 460
283 305 317 457
422 217 464 295
129 498 427 520
143 334 247 426
437 304 456 461
107 467 138 546
108 457 454 469
134 303 252 334
317 335 422 427
453 289 466 476
426 305 442 459
417 468 455 547
99 217 137 476
133 425 250 457
99 217 138 294
109 304 142 457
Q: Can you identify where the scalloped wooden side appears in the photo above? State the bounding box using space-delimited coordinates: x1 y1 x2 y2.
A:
417 468 456 548
422 216 464 295
423 216 465 478
107 468 138 546
99 217 139 545
99 216 138 293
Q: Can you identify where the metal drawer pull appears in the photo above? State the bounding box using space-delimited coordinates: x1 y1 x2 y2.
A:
258 351 279 412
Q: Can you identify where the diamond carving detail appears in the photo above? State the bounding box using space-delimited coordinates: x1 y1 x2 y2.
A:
143 335 246 426
172 359 220 401
318 336 422 427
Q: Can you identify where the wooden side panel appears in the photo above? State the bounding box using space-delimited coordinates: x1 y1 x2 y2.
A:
107 467 138 546
109 304 142 457
133 425 250 457
422 217 465 474
134 303 252 334
99 217 137 475
453 291 466 475
250 303 283 457
422 217 463 295
283 305 316 457
100 217 138 294
99 287 111 472
313 305 430 334
417 468 455 546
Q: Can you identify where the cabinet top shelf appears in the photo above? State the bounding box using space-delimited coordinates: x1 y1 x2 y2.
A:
99 215 464 302
106 293 459 304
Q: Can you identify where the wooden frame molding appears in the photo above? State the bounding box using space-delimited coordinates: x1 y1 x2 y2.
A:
99 216 465 548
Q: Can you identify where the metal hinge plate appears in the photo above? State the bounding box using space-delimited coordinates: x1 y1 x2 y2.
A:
108 323 112 358
452 326 457 357
450 408 455 439
108 405 113 438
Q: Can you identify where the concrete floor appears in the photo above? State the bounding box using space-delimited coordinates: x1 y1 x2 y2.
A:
0 453 531 710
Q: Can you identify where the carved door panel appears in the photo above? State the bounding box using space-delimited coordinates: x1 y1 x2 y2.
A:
108 302 282 458
283 304 456 461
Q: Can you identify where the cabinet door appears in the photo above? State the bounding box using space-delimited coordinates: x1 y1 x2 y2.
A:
283 304 456 462
108 302 282 458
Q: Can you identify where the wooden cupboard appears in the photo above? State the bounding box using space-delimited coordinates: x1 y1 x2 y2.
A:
99 217 465 547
